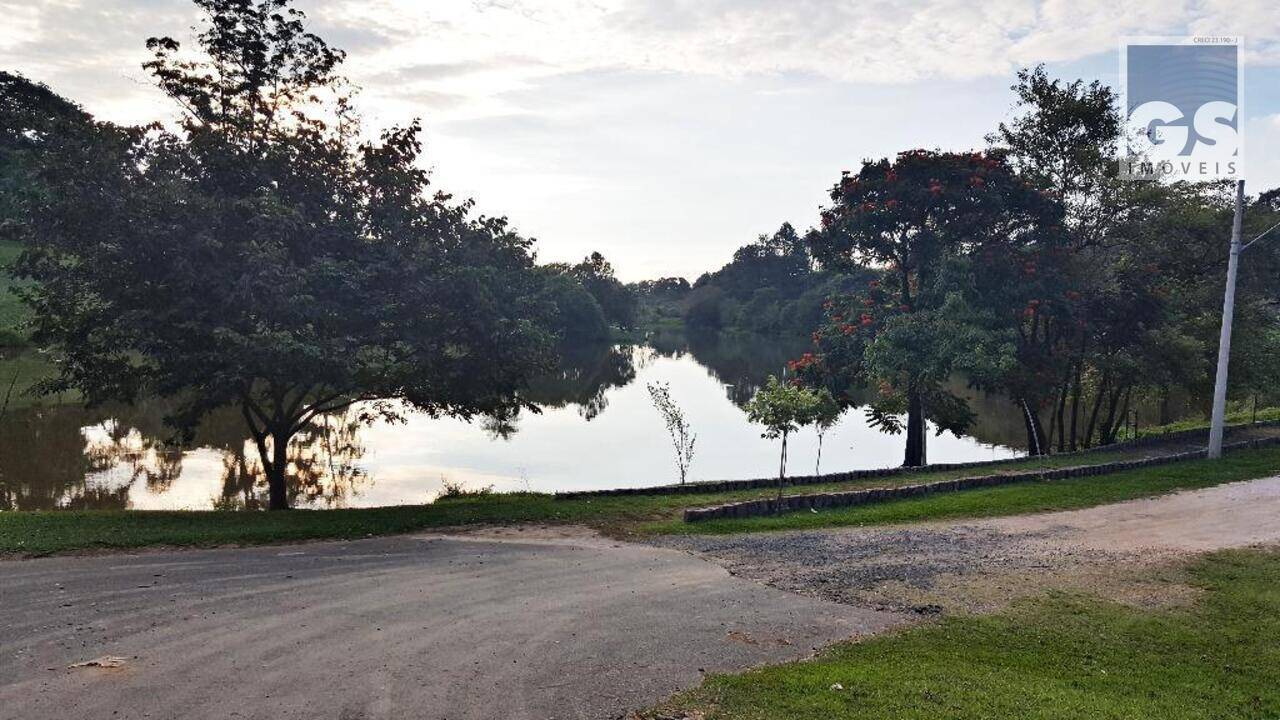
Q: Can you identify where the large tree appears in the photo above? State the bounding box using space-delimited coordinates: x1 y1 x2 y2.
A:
13 0 557 509
807 149 1060 465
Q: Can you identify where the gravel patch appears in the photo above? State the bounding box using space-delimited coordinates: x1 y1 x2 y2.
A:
658 525 1156 613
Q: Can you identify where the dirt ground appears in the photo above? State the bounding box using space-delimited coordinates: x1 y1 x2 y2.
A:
659 476 1280 615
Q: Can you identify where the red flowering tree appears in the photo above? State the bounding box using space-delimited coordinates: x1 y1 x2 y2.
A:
806 149 1061 465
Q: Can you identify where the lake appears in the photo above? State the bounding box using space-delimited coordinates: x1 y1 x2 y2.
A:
0 331 1025 511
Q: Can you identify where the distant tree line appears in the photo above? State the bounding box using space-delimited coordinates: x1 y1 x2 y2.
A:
540 251 637 340
630 223 874 335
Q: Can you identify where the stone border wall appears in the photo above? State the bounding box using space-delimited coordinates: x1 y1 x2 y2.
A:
554 419 1280 500
680 435 1280 523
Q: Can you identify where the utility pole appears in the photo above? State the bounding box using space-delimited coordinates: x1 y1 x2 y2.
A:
1207 180 1246 459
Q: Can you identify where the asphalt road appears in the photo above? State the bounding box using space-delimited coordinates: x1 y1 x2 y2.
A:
0 530 903 720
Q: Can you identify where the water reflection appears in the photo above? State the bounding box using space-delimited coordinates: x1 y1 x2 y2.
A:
205 409 369 510
0 332 1027 511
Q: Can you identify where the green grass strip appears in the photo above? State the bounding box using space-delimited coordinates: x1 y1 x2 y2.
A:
644 548 1280 719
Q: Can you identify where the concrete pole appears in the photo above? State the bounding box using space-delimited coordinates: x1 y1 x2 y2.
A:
1207 179 1246 459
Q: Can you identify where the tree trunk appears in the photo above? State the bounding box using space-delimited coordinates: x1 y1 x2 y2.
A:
1083 373 1109 449
1068 361 1083 451
1101 386 1128 446
1049 379 1070 450
776 431 788 504
815 432 824 476
1051 377 1068 453
266 430 291 511
904 387 926 467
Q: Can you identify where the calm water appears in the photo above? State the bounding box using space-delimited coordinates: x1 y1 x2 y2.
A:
0 332 1025 511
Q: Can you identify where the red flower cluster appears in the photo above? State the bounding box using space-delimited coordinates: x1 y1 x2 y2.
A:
787 352 820 372
969 175 986 188
929 179 943 196
885 199 899 210
860 313 874 326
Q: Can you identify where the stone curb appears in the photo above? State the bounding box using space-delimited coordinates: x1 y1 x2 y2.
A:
680 435 1280 523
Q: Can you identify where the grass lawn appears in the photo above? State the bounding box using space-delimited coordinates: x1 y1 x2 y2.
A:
1122 405 1280 440
643 548 1280 719
3 445 1280 555
0 349 66 411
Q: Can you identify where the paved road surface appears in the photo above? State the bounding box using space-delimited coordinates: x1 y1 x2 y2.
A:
0 531 903 720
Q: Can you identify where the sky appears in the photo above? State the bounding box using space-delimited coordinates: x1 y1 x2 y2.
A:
2 0 1278 281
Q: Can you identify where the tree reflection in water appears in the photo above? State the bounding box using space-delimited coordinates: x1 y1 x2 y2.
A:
0 331 1033 511
0 343 643 509
0 400 369 511
208 408 368 510
523 341 638 421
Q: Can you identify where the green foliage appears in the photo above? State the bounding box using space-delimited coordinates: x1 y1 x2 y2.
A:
630 276 691 329
683 284 727 329
10 0 557 509
746 375 823 441
540 251 638 333
649 548 1280 719
0 240 27 347
745 375 829 489
568 252 638 329
537 270 611 342
990 64 1121 200
437 478 494 500
1 71 117 349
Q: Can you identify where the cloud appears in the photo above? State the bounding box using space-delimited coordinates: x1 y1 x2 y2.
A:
4 0 1275 128
1 0 1276 280
1246 114 1280 192
314 0 1277 85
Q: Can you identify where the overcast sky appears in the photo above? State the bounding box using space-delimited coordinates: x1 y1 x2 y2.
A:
3 0 1277 281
